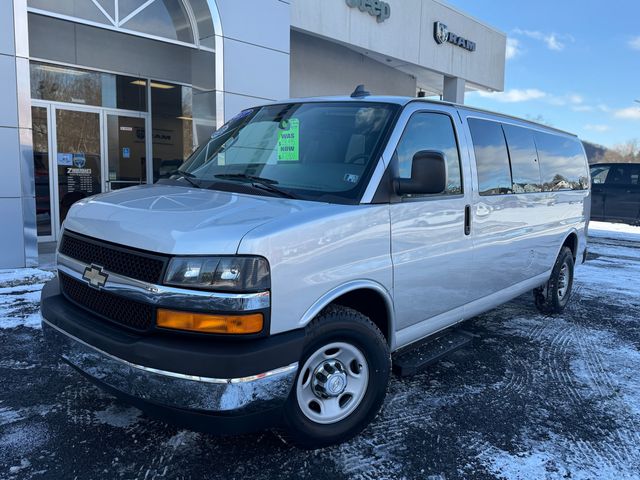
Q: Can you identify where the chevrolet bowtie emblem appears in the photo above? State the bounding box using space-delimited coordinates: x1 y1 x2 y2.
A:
82 264 109 289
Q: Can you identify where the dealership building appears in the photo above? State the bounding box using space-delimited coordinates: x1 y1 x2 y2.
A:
0 0 505 268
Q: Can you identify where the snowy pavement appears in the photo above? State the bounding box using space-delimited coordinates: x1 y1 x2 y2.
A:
1 225 640 479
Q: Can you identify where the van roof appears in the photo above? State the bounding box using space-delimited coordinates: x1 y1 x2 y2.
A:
273 95 578 138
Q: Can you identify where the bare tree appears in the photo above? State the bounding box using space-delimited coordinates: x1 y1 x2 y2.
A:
613 139 640 162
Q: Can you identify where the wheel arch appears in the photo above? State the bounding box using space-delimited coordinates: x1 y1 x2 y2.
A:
298 281 396 349
560 230 579 262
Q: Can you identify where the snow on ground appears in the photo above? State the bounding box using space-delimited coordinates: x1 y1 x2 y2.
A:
0 223 639 479
589 220 640 241
0 269 53 329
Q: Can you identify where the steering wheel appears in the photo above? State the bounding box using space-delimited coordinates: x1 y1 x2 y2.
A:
345 153 369 165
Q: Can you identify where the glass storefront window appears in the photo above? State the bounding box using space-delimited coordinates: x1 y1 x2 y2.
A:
121 0 194 43
151 81 195 181
95 0 116 20
28 1 201 47
27 1 218 240
30 62 147 111
29 0 111 25
32 106 53 237
118 0 150 20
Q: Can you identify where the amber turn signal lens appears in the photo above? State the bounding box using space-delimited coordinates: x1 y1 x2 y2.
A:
157 309 263 334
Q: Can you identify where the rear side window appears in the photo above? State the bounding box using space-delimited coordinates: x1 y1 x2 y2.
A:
468 118 513 195
631 165 640 185
604 165 631 185
503 125 542 193
604 164 640 186
534 133 589 191
590 165 611 184
395 112 463 196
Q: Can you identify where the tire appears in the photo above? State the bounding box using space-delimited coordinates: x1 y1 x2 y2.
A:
533 246 575 314
281 305 390 449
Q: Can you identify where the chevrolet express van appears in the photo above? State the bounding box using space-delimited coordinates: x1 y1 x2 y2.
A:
41 91 590 448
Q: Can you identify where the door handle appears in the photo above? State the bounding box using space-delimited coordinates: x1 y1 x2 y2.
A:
464 204 471 236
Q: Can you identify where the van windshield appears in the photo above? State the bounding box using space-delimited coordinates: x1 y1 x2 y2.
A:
174 102 398 203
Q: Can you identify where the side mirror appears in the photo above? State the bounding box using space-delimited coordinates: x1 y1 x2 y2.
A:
395 150 447 196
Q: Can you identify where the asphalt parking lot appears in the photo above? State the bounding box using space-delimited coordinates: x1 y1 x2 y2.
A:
1 231 639 479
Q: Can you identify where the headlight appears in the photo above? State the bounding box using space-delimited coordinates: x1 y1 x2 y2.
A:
164 256 270 292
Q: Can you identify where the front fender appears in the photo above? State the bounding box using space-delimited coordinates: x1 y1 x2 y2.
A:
298 280 396 348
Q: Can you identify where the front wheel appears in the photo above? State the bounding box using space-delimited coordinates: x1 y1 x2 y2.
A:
534 246 575 314
282 305 390 449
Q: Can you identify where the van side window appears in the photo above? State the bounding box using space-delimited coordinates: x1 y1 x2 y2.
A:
534 133 589 191
503 125 542 193
395 112 462 196
467 118 513 195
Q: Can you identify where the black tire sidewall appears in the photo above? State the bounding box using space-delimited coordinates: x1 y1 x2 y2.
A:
283 308 390 448
549 248 575 311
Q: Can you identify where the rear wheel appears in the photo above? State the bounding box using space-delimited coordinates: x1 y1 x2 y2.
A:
281 305 390 449
534 246 574 314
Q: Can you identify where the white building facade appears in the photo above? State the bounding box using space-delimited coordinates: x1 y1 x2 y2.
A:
0 0 505 268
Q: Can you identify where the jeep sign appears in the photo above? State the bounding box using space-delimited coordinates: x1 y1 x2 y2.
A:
345 0 391 23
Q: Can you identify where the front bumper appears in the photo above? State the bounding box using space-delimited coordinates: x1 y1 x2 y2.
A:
41 278 304 431
42 319 297 414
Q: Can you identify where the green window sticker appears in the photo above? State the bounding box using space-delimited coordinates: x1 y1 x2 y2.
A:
277 118 299 162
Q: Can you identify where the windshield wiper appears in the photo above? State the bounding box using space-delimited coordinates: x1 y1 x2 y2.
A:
214 174 297 199
175 170 201 189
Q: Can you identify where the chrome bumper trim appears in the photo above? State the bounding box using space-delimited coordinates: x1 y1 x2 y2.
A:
57 253 270 312
42 318 297 413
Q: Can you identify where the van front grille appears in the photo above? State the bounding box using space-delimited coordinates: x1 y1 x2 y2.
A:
59 231 167 284
59 272 154 332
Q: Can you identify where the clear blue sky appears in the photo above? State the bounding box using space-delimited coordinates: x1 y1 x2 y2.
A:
446 0 640 148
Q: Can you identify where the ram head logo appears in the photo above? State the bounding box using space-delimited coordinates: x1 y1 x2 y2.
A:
434 22 449 45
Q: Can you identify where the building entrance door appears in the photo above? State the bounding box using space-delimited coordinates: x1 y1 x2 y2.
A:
54 107 103 231
32 102 150 241
105 114 148 191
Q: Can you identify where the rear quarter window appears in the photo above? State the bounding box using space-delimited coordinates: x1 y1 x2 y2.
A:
503 125 542 193
534 132 589 191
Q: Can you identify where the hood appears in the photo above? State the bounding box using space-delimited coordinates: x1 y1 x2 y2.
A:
63 184 320 255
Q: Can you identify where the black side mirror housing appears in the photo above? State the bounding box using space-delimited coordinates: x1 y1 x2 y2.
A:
395 150 447 196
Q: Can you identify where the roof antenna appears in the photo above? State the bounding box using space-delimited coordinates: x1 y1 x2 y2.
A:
351 84 371 98
417 89 426 98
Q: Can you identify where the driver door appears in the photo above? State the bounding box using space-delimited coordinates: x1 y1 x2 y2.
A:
390 107 474 338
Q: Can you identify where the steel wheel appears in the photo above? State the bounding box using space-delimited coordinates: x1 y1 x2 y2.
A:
533 246 575 315
557 262 570 299
296 342 369 425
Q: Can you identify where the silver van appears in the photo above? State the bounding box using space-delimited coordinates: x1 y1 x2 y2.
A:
40 92 590 448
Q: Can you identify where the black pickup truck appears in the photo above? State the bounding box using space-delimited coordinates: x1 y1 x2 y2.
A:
590 163 640 225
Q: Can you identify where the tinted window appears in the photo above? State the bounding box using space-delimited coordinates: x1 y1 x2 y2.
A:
503 125 542 193
468 118 513 195
590 165 611 184
30 62 147 111
631 165 640 185
395 112 462 196
603 164 640 186
534 133 588 191
604 165 631 185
